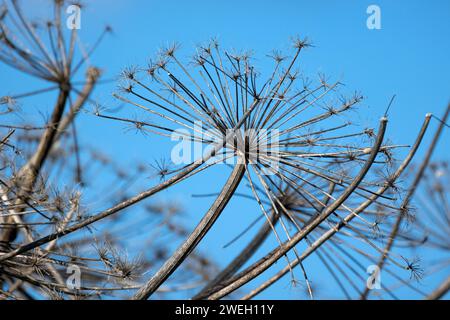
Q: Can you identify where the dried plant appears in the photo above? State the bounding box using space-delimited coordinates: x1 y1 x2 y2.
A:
0 0 216 300
0 1 448 301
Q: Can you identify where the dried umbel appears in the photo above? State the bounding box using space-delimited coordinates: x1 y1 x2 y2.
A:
0 0 106 82
0 1 216 300
388 161 450 299
110 38 372 173
0 0 106 189
92 38 437 300
0 0 102 251
107 38 391 218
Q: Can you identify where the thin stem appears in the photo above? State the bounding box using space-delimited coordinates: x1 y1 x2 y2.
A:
241 114 431 299
204 117 387 300
361 105 449 299
193 212 278 299
133 163 245 300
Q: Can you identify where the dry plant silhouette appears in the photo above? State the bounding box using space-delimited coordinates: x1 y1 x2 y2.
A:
0 0 448 300
0 0 216 299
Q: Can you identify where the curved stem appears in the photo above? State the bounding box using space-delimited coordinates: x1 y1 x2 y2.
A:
133 163 245 300
204 117 387 300
55 67 101 141
0 70 99 247
0 99 260 263
0 86 69 245
19 86 69 189
0 159 204 262
426 275 450 300
193 212 278 299
361 105 449 300
242 114 432 300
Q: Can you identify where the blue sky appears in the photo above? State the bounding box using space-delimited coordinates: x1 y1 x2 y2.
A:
1 0 449 299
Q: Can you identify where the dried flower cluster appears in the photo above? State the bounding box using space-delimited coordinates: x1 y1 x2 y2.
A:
0 0 216 300
0 0 448 300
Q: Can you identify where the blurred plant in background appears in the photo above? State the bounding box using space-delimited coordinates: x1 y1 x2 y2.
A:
0 0 216 299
